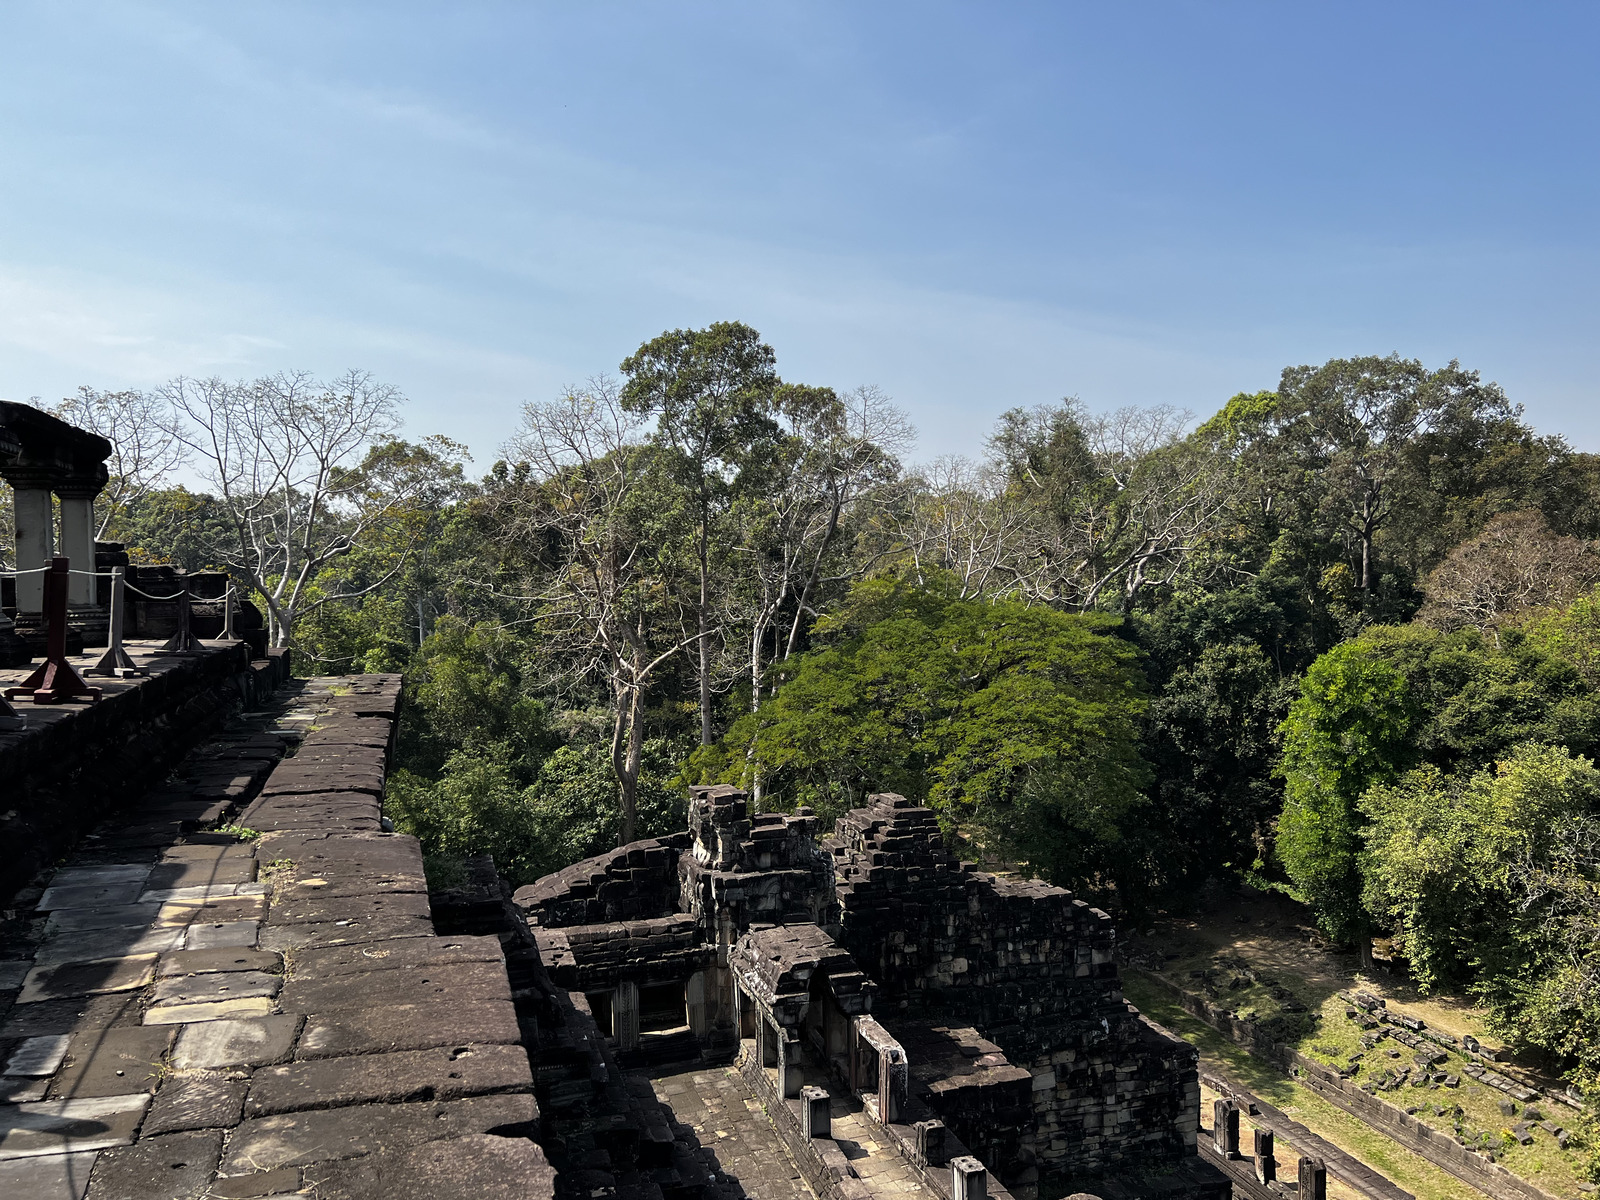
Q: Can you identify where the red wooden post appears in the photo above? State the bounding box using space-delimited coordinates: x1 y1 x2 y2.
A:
4 558 102 705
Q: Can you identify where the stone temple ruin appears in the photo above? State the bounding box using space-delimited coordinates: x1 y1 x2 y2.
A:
515 785 1227 1200
0 399 1234 1199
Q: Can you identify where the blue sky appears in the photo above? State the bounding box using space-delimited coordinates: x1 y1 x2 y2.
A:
2 2 1597 465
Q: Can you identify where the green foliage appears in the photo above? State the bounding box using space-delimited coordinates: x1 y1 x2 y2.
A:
398 616 555 783
1360 744 1600 993
386 735 688 885
1129 574 1335 895
1277 639 1417 941
1278 611 1600 941
691 573 1149 888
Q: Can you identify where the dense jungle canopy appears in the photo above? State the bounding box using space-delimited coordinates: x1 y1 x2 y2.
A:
15 326 1600 1092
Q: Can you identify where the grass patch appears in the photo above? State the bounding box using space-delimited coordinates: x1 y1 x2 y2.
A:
1124 970 1499 1200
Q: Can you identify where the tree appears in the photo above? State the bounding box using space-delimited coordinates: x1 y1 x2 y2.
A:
496 380 702 844
886 457 1043 601
1273 356 1520 603
1277 610 1600 949
729 383 910 719
44 387 188 537
1359 743 1600 995
162 370 455 647
1130 576 1317 897
990 400 1230 612
1419 510 1600 636
620 322 781 745
1277 639 1417 953
692 574 1150 889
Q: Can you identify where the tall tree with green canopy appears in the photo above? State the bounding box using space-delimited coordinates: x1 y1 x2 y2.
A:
1277 639 1417 955
620 322 781 745
1272 356 1535 608
691 573 1150 891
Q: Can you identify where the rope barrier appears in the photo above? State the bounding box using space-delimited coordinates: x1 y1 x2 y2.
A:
0 566 49 577
121 583 190 602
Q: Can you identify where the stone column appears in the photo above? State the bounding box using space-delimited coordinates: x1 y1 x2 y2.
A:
1212 1099 1239 1158
1253 1127 1276 1183
687 970 709 1040
614 981 640 1052
11 485 54 614
763 1017 779 1068
56 488 96 606
801 1086 830 1140
1298 1156 1327 1200
780 1028 803 1098
951 1156 987 1200
879 1045 907 1122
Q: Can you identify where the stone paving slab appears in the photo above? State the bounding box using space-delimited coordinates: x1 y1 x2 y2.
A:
143 1072 247 1135
158 893 269 924
33 926 186 965
0 1077 51 1102
157 947 281 977
150 969 282 1008
266 890 432 926
0 1093 151 1159
0 992 145 1038
269 872 428 900
18 954 159 1003
258 764 386 797
258 912 436 952
161 842 259 864
182 920 261 949
145 995 277 1024
0 961 30 990
276 959 511 1012
0 1148 98 1198
244 1044 534 1117
146 858 258 889
50 1027 175 1098
36 883 147 912
5 1033 72 1076
209 1165 303 1196
244 805 384 833
284 935 504 980
140 882 266 905
296 998 522 1058
221 1094 539 1171
43 903 165 934
47 866 154 889
172 1016 301 1069
83 1128 222 1200
305 1131 555 1200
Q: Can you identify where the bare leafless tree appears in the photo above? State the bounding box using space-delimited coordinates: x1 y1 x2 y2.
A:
162 370 439 647
888 457 1044 600
1420 510 1600 637
499 378 702 844
44 387 190 538
991 401 1230 610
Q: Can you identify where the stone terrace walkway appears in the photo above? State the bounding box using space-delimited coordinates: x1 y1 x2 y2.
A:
651 1065 816 1200
0 672 552 1200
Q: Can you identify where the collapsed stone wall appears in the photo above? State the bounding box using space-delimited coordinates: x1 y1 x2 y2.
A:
517 834 690 927
826 793 1206 1192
